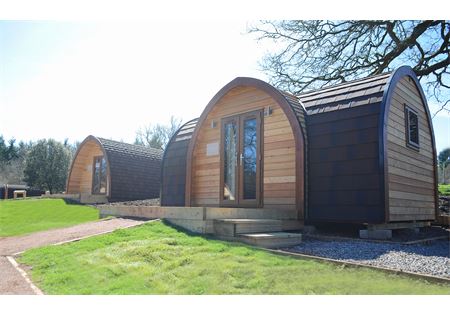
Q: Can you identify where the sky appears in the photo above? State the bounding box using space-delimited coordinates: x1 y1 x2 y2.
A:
0 20 449 153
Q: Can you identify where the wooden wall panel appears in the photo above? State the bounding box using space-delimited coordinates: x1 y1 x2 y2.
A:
67 139 105 195
191 86 297 210
387 76 436 222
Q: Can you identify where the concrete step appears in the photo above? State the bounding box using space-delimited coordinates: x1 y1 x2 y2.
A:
238 232 303 248
213 219 302 237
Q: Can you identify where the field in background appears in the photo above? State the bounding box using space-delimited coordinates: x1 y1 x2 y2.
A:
439 184 450 196
19 221 450 294
0 198 99 237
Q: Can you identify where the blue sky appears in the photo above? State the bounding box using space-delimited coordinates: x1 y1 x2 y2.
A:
0 20 449 153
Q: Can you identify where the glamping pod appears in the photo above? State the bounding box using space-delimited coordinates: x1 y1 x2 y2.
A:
300 66 437 224
184 77 308 219
67 136 163 203
160 66 437 226
161 118 198 206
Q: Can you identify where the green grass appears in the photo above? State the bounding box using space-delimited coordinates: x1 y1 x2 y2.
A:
0 198 99 237
19 221 450 294
439 183 450 196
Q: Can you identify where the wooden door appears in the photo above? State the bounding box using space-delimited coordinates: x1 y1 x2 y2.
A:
220 110 262 207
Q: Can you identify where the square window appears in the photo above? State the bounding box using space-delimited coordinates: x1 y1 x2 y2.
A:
405 105 419 150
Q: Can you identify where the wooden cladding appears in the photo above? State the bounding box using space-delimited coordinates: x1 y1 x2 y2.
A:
302 67 437 224
190 86 298 212
386 76 436 222
67 139 105 195
67 136 163 203
165 68 437 225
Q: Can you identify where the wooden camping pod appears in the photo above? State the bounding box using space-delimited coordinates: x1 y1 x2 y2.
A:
160 66 437 224
66 136 163 203
300 66 437 223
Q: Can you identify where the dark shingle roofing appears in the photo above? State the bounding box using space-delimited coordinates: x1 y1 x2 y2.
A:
96 137 163 202
161 118 198 206
169 118 198 143
278 90 308 140
298 72 391 115
97 137 163 161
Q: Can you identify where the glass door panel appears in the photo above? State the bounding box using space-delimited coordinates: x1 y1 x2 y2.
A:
92 156 107 194
221 110 262 207
242 117 257 200
223 119 238 202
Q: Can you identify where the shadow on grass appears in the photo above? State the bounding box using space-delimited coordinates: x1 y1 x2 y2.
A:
62 198 83 205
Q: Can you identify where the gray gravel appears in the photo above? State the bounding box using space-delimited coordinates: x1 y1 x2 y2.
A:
106 198 160 206
287 238 450 278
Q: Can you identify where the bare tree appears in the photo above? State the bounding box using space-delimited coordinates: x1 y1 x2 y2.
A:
135 116 183 150
249 20 450 116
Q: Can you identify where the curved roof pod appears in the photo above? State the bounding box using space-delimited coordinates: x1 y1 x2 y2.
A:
379 66 438 221
161 118 198 206
185 77 308 218
67 135 163 202
299 66 437 224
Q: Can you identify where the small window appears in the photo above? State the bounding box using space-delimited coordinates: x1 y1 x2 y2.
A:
92 156 107 194
405 105 419 150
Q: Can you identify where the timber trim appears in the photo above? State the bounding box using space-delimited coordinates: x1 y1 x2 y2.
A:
379 66 438 223
185 77 306 220
66 135 112 199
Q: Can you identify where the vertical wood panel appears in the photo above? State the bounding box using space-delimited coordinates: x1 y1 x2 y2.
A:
387 76 436 222
67 139 104 195
191 86 297 209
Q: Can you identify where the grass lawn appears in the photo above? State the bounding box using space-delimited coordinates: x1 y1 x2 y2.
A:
19 220 450 294
439 183 450 196
0 198 99 237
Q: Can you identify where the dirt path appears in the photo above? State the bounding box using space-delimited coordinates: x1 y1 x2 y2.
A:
0 218 149 295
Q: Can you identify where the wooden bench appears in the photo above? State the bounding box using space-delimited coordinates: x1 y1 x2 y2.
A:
13 190 27 199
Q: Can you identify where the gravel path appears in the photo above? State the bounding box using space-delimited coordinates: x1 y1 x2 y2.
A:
0 218 147 255
106 198 160 206
0 256 36 295
287 238 450 278
0 218 149 294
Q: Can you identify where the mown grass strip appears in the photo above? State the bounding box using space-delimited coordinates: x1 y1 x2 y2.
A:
19 221 450 294
0 198 99 237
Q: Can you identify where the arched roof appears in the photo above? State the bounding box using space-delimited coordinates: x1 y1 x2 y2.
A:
378 66 438 216
67 135 163 202
299 72 391 114
297 66 437 223
161 118 198 206
185 77 308 214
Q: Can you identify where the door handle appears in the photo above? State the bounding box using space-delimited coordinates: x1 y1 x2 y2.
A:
239 153 244 165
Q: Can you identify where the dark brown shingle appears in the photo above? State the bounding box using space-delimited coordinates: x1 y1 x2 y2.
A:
97 138 163 202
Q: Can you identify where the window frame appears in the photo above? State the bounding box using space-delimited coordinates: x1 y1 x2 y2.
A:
404 104 420 151
91 155 107 195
